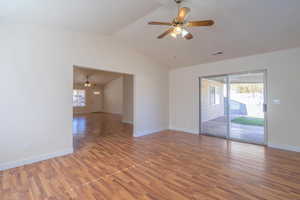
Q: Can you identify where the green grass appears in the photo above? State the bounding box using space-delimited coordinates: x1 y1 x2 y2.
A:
231 117 264 126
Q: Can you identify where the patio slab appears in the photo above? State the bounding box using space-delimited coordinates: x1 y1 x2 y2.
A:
202 116 264 144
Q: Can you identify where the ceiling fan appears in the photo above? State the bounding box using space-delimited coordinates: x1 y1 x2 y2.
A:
148 0 214 40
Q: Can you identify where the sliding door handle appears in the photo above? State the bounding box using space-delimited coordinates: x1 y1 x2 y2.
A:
263 104 267 112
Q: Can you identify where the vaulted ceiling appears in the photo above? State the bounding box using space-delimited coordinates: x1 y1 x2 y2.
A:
1 0 300 69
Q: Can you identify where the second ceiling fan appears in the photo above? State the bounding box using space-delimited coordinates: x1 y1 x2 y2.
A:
148 0 214 40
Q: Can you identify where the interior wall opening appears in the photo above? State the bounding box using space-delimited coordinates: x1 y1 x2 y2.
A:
72 66 134 151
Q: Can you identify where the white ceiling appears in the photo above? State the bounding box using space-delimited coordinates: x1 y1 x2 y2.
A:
74 66 123 86
1 0 300 69
0 0 162 34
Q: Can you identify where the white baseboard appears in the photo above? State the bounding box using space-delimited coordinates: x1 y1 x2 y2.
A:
268 143 300 153
122 120 133 124
0 148 73 171
134 127 167 137
169 127 199 134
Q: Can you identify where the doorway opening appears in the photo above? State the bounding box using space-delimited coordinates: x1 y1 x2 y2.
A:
72 66 134 151
200 70 267 145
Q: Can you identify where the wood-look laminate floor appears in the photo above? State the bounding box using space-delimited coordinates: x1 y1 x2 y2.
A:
1 113 300 200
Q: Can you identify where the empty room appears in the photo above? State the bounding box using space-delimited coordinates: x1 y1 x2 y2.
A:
0 0 300 199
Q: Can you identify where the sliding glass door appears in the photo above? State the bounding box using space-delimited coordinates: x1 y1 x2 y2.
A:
200 76 228 138
200 71 266 144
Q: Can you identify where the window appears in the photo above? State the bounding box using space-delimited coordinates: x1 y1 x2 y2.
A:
209 86 220 105
73 90 86 107
93 91 101 95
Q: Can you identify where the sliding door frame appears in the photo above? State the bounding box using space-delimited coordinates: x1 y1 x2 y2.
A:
199 69 268 145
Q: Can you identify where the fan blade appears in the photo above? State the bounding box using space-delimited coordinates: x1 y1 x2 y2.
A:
176 7 191 23
157 28 174 39
148 21 172 26
187 20 214 27
184 32 193 40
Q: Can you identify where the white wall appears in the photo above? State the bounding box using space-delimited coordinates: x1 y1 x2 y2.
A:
170 48 300 151
122 75 134 124
0 24 169 170
103 77 123 114
73 84 103 114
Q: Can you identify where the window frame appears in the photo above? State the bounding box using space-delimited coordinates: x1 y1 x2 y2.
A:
209 86 220 105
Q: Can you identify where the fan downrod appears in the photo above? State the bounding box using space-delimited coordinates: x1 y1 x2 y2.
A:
174 0 183 4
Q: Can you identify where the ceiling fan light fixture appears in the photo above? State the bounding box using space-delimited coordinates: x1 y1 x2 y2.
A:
84 81 91 87
174 26 182 34
171 26 184 39
181 29 189 37
171 32 178 38
84 76 92 87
